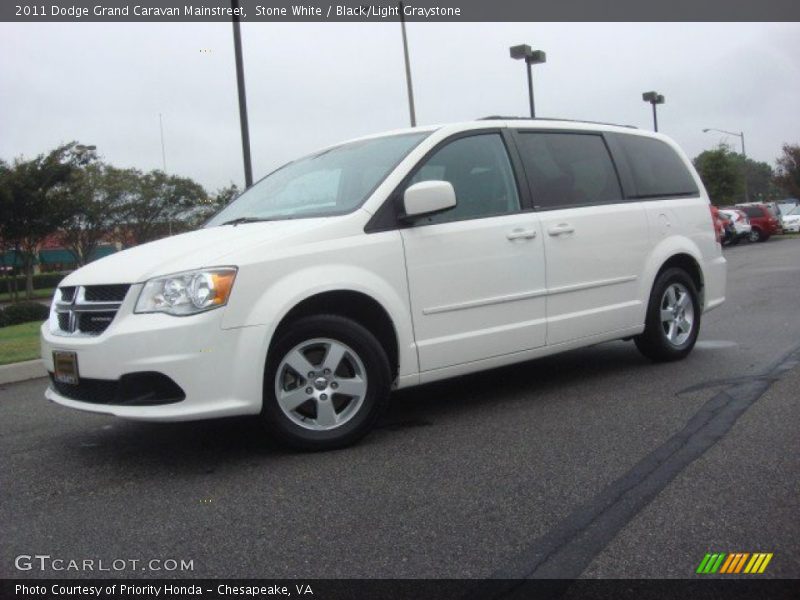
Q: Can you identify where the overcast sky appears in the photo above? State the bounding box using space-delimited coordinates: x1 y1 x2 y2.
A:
1 22 798 192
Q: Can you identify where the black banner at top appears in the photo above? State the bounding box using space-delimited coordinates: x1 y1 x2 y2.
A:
3 0 800 22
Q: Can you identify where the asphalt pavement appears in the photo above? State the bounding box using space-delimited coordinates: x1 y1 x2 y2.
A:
1 236 798 581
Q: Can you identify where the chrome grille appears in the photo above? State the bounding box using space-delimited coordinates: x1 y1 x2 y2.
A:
52 284 131 336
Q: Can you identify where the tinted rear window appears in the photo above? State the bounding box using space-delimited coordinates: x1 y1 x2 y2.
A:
514 132 623 209
740 206 763 218
615 134 699 199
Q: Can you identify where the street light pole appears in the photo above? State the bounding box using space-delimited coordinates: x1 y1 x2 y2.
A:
159 113 167 173
642 91 665 132
703 128 748 201
231 0 253 189
510 44 546 118
525 61 534 119
398 1 416 127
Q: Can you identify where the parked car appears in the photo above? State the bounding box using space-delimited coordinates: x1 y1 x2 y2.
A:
711 207 735 246
782 205 800 233
735 203 781 242
777 200 798 219
41 119 727 450
710 205 727 243
718 208 752 244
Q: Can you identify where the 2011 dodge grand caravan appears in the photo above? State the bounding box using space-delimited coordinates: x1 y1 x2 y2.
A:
42 118 726 450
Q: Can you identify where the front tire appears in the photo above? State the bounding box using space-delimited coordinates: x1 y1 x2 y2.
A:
635 268 701 362
262 315 391 451
748 228 762 243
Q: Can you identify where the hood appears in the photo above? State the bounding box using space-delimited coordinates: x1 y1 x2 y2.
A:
61 217 348 286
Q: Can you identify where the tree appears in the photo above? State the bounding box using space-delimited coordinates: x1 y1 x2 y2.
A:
188 183 240 228
774 144 800 199
115 170 207 245
61 162 128 266
0 144 80 298
693 144 743 206
741 158 779 203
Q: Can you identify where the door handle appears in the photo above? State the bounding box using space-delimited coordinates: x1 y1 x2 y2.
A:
547 223 575 236
506 228 537 241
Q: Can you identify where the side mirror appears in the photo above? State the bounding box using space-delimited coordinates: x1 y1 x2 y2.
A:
402 181 456 219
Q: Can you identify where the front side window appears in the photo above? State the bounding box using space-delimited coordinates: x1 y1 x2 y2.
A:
206 132 429 225
614 134 699 199
514 132 623 210
407 133 520 225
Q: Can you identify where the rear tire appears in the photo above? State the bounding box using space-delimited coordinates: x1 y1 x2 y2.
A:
261 315 391 451
748 228 762 243
635 268 701 362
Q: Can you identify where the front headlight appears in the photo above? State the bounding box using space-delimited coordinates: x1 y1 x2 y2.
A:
135 267 237 316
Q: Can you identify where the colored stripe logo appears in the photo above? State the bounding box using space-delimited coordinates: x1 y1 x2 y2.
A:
696 552 773 574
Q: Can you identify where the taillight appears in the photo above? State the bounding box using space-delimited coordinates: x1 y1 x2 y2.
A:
709 206 721 244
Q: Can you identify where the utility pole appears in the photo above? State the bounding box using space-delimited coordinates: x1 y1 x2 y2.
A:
398 1 417 127
231 0 253 188
159 113 167 172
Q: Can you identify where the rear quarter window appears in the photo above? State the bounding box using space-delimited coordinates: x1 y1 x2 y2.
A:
741 206 763 218
613 134 699 199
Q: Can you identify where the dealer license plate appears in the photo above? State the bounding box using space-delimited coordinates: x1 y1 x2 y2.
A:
53 351 79 385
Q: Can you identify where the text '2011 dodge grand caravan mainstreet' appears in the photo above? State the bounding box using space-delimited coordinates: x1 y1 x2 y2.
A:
42 119 726 450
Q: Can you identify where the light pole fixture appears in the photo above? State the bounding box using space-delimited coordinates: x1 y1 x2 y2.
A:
510 44 546 118
642 91 665 132
703 127 748 201
702 128 746 158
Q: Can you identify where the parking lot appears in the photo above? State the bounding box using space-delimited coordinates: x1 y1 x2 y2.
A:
1 236 799 580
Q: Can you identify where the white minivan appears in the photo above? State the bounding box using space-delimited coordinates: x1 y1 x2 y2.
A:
42 119 726 450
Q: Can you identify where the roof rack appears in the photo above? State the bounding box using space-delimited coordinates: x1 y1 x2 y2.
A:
479 116 638 129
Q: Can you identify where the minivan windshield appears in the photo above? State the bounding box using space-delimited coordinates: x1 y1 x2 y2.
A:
206 132 429 226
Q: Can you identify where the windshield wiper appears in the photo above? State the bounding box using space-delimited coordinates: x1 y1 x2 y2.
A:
219 217 274 226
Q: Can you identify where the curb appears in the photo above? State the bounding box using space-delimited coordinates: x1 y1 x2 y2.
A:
0 359 47 385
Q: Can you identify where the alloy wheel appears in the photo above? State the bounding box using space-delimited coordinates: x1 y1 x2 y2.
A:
660 283 695 346
274 338 368 431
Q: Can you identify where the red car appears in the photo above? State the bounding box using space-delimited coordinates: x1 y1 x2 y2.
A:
709 205 725 244
735 203 781 242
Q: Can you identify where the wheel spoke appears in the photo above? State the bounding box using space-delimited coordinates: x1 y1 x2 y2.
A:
334 376 367 398
677 292 690 310
678 317 692 334
661 308 675 323
284 349 317 378
665 286 677 308
322 342 347 374
667 321 678 342
278 387 310 412
315 399 338 427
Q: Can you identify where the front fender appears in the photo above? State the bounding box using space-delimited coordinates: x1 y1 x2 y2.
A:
221 232 419 382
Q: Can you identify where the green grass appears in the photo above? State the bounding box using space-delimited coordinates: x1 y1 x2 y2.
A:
0 321 43 366
0 288 55 303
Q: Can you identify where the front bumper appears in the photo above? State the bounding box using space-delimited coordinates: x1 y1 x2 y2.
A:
41 285 268 421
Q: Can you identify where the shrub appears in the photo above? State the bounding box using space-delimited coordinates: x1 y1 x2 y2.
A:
1 301 50 327
0 272 67 294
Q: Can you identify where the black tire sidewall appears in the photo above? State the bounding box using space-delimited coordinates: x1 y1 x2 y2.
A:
637 268 701 361
262 315 391 450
